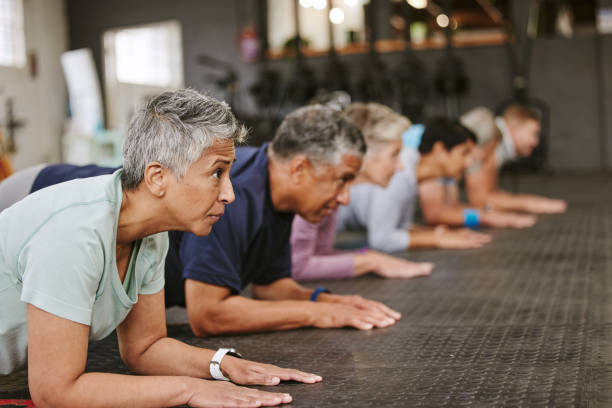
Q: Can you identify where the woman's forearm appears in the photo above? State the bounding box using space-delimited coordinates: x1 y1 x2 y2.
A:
293 253 355 280
122 336 215 378
32 372 192 408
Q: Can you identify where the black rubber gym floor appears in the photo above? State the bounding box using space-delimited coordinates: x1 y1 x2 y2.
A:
1 174 611 407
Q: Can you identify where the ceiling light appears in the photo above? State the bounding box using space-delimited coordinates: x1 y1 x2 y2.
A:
313 0 327 10
300 0 314 8
436 13 449 28
330 7 345 24
407 0 427 9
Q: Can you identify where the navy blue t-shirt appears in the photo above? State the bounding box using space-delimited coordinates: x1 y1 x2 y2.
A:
31 164 117 193
165 144 294 305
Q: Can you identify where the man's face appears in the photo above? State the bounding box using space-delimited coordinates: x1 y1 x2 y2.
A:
439 140 476 180
361 140 403 188
295 154 362 223
511 119 540 157
165 139 236 236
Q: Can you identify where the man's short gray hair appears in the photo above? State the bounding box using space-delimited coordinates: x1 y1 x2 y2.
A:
121 89 247 189
269 105 366 165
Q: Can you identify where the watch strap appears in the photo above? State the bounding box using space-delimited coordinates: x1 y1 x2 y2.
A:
210 348 242 381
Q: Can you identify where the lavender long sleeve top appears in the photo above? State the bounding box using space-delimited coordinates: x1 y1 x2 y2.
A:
290 209 355 281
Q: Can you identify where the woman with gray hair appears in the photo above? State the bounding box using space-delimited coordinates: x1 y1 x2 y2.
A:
0 89 320 407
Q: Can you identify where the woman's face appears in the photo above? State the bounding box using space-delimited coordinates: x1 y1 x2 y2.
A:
361 140 403 187
165 139 236 236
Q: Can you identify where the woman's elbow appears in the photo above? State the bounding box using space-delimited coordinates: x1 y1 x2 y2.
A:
119 348 146 372
368 234 404 253
292 260 316 281
30 380 73 408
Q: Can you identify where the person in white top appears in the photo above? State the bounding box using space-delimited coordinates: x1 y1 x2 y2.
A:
416 106 538 230
337 117 492 252
462 104 568 214
0 89 320 408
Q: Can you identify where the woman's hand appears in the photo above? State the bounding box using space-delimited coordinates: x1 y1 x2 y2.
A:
185 378 292 407
221 357 322 386
434 226 492 249
365 251 434 279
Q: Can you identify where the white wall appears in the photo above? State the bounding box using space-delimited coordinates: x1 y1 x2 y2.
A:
0 0 68 170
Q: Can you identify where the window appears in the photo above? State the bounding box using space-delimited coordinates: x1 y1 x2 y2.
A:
0 0 25 68
267 0 366 56
266 0 514 58
106 21 183 87
102 20 184 130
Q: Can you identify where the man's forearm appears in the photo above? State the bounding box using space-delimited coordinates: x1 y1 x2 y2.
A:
252 277 314 301
192 296 317 335
407 229 438 248
422 205 465 227
486 190 534 212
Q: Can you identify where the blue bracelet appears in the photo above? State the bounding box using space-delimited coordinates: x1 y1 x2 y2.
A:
463 208 481 229
310 287 330 302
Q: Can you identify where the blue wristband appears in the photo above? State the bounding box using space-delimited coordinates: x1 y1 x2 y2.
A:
310 287 330 302
463 209 481 229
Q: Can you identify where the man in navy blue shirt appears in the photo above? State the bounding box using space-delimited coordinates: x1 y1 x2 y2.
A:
8 105 401 336
167 105 400 336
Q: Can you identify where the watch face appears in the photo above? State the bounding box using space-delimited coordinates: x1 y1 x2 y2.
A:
227 350 243 359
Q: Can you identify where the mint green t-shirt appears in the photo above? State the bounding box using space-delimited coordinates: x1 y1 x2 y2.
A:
0 170 168 375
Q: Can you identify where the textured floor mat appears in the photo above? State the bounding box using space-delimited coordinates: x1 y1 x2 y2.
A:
1 174 611 407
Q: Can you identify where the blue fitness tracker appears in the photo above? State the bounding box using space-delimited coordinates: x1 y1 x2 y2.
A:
463 208 481 229
310 287 330 302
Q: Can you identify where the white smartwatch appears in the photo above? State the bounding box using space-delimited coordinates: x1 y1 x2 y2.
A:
210 348 243 381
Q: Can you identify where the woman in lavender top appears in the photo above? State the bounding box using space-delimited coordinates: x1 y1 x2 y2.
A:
291 103 434 281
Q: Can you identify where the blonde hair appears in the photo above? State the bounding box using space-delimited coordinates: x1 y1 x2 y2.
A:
344 103 411 147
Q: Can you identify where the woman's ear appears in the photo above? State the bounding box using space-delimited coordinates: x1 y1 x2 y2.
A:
143 162 167 197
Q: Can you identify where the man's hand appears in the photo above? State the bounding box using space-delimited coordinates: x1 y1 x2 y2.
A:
184 378 292 407
308 302 397 330
482 211 537 229
434 226 492 249
524 197 567 214
309 293 402 330
221 357 322 386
